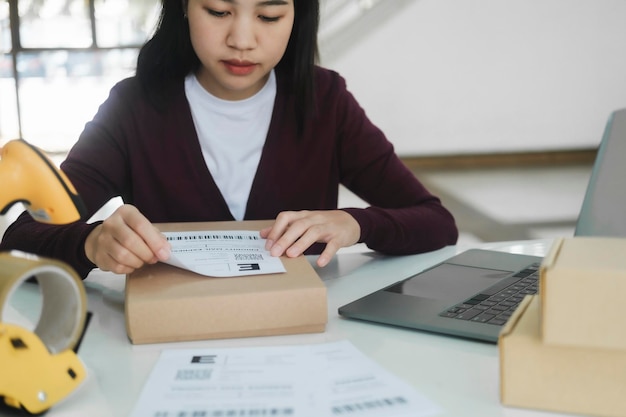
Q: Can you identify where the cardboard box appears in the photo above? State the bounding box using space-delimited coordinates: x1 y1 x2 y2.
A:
500 295 626 417
125 220 327 344
541 237 626 350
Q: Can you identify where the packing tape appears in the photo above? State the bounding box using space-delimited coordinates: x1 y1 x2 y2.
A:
0 250 87 414
0 250 87 353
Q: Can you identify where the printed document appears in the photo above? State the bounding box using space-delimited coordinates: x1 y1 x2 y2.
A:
162 230 286 277
129 340 441 417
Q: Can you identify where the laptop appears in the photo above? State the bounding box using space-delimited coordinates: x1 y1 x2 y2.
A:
338 108 626 343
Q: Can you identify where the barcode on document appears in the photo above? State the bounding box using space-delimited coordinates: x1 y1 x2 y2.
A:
166 233 259 241
175 369 212 381
234 253 264 261
332 396 408 414
152 408 294 416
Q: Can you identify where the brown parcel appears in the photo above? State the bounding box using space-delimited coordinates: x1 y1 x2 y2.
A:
499 295 626 417
125 221 327 345
541 236 626 350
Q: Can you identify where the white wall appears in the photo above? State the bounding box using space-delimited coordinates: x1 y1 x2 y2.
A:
320 0 626 156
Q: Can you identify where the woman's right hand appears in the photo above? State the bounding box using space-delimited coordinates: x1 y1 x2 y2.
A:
84 204 171 274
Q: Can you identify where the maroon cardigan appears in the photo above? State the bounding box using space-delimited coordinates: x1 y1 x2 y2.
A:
1 67 457 278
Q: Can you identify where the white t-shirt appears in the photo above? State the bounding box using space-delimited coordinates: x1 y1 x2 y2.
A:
184 71 276 220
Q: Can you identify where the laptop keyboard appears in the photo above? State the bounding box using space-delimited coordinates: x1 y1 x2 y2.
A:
438 262 540 326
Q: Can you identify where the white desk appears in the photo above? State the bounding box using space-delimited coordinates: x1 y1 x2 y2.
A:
10 240 576 417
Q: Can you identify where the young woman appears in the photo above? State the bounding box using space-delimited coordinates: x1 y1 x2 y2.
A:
0 0 458 278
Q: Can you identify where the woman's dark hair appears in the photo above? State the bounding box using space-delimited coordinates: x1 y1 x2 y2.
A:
137 0 319 131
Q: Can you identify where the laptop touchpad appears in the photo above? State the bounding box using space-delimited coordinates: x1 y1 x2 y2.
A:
385 263 511 302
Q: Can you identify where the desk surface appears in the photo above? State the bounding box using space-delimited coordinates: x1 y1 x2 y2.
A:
9 239 576 417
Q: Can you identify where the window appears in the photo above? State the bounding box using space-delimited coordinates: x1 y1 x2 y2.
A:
0 0 159 152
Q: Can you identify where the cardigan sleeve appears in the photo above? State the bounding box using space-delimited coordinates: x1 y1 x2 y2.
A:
323 70 459 254
0 214 100 278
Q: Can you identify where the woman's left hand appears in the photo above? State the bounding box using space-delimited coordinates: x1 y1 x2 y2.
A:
260 210 361 267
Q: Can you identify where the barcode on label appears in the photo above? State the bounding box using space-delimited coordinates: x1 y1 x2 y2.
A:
234 253 264 261
152 408 294 416
332 396 408 414
166 233 259 241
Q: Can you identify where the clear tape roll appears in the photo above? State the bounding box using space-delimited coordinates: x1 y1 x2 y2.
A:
0 251 86 354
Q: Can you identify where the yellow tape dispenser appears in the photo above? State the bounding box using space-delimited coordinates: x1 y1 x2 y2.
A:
0 251 89 415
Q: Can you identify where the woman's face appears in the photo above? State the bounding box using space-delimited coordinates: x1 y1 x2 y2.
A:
186 0 295 100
